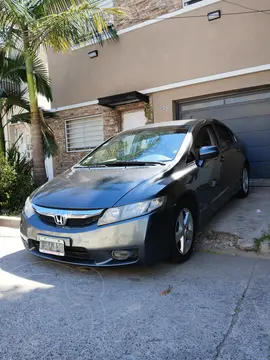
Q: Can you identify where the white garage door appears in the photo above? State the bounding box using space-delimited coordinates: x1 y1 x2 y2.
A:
122 110 147 131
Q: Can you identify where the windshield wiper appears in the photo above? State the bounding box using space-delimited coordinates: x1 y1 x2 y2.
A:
75 164 107 168
95 161 166 167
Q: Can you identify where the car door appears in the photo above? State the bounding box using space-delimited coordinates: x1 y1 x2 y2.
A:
213 122 242 199
192 124 223 217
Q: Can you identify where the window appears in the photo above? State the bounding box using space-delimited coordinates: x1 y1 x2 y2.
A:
214 124 234 150
80 127 187 166
183 0 203 7
65 116 104 152
194 126 214 151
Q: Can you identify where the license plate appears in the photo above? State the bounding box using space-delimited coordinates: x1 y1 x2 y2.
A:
38 235 65 256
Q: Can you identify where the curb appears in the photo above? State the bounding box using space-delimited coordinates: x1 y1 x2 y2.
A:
0 216 20 229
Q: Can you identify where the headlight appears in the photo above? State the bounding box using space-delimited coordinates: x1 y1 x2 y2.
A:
98 197 165 226
23 197 35 218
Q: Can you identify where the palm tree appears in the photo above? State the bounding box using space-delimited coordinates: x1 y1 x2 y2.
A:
0 0 123 185
0 51 57 157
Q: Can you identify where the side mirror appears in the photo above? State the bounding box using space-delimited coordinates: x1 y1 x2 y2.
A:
199 146 219 161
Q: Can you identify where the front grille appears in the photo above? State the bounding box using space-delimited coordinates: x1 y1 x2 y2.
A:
37 214 100 227
32 240 90 260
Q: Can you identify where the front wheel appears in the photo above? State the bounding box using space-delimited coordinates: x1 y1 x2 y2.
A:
237 165 250 198
170 200 196 263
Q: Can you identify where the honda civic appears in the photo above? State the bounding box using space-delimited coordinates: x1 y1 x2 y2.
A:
21 119 249 266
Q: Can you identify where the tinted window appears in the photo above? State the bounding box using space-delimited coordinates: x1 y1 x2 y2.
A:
214 124 234 150
80 128 187 165
194 126 214 150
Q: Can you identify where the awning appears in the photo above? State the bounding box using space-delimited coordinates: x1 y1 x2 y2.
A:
98 91 149 109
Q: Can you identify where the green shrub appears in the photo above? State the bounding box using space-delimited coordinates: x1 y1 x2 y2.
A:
0 147 36 213
0 156 16 210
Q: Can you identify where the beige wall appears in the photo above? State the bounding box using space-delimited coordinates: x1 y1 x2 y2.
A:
48 0 270 109
153 71 270 122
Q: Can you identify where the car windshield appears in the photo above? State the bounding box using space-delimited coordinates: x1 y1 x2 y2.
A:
80 127 187 166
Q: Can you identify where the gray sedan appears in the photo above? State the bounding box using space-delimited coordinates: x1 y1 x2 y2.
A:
21 119 249 266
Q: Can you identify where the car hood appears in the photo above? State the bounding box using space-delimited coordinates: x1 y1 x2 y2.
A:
32 166 166 209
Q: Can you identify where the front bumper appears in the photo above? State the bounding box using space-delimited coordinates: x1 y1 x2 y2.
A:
20 209 173 267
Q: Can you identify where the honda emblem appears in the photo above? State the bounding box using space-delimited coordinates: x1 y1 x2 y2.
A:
54 214 67 226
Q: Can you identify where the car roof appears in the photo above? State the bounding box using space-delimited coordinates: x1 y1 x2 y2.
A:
122 119 212 133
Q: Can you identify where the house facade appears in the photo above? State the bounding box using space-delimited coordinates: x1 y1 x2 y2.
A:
47 0 270 178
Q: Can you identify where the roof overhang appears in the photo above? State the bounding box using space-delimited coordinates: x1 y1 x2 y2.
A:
98 91 149 109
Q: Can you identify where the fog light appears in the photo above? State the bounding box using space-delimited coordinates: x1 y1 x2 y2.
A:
111 250 132 261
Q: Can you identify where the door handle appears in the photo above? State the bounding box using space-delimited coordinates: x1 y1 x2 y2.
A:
220 155 225 162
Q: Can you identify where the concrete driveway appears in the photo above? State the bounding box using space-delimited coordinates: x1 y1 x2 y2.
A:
0 226 270 360
202 187 270 250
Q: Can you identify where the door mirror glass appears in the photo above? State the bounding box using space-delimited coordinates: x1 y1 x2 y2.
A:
199 146 219 161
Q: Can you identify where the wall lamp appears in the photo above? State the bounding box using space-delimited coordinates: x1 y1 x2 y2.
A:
88 50 98 59
207 10 221 21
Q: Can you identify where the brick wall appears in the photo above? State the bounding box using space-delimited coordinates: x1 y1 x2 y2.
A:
115 0 182 30
50 101 153 175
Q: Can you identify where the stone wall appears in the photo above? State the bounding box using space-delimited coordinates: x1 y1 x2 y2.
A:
114 0 183 30
50 100 153 175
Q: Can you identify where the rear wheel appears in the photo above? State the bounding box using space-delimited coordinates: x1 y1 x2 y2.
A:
170 199 197 263
237 165 249 198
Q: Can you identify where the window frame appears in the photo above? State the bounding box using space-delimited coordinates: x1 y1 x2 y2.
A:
194 125 216 149
182 0 203 7
65 115 104 153
213 122 235 152
188 124 217 163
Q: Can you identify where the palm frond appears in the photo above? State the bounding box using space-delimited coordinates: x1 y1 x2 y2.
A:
0 50 23 85
7 107 58 157
8 108 57 125
0 50 52 101
31 0 83 16
33 2 124 51
2 87 30 119
39 109 59 157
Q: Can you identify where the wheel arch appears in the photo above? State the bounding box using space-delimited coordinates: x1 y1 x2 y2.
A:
244 159 250 171
176 190 199 217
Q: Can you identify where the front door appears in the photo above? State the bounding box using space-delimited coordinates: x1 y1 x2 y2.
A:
122 110 147 131
193 125 222 217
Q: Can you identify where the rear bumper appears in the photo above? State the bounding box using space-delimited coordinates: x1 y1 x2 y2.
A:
20 208 173 267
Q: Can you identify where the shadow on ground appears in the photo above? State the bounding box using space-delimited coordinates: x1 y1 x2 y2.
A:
1 246 270 360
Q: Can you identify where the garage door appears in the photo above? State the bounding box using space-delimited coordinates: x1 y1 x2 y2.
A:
178 91 270 178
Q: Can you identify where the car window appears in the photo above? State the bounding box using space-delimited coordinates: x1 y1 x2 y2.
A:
80 128 187 165
194 125 215 151
214 123 234 150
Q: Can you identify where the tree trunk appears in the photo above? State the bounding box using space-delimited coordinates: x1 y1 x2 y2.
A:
0 98 5 155
0 120 5 155
25 51 47 186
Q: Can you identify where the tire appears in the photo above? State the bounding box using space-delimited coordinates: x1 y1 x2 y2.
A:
170 198 197 263
237 165 250 198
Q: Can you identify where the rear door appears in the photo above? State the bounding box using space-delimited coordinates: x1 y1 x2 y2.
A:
213 122 242 198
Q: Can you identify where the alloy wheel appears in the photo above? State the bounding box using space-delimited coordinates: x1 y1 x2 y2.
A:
175 208 194 255
242 168 249 194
